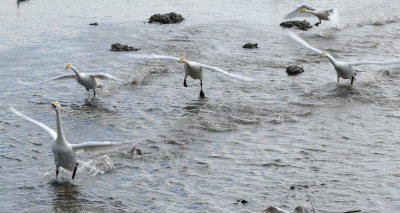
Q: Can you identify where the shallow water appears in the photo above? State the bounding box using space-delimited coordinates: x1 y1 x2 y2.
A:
1 0 400 212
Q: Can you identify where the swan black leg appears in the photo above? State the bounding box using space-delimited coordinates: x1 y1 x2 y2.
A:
351 77 355 86
184 78 187 87
56 168 59 178
72 163 78 179
199 80 205 99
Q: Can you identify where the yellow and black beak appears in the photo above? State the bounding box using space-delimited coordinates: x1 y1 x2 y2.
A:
322 52 326 56
179 58 185 63
301 8 306 13
65 64 70 70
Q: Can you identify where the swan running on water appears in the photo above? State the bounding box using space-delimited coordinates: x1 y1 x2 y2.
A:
124 54 254 99
10 102 139 179
18 64 123 97
284 5 340 28
288 31 400 86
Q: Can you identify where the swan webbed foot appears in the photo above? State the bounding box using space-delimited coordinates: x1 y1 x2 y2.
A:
72 163 78 179
315 22 320 26
200 90 205 99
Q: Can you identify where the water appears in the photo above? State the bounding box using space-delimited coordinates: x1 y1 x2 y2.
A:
1 0 400 212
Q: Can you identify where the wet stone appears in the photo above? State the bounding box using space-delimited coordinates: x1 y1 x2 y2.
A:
280 20 312 31
89 22 98 26
243 43 258 49
286 66 304 75
234 199 248 204
110 43 140 52
148 12 184 24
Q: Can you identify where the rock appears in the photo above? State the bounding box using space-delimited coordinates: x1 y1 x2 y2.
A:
89 22 98 26
110 43 140 52
148 12 184 24
130 147 143 155
293 206 309 213
243 43 258 49
233 199 248 204
286 66 304 75
280 20 312 31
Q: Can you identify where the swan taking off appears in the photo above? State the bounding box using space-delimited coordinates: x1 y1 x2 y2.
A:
10 102 139 180
287 31 400 86
284 5 340 28
124 54 254 98
18 64 123 97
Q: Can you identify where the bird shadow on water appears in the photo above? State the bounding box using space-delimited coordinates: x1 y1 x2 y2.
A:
49 179 82 212
182 98 208 114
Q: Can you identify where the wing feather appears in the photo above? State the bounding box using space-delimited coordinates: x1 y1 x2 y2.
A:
10 107 57 141
88 73 123 82
287 31 324 55
124 54 180 62
284 5 317 20
200 64 255 81
18 74 76 85
348 59 400 66
71 141 139 153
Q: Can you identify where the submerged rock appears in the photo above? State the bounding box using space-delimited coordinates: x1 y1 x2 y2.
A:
148 12 184 24
89 22 98 26
110 43 140 52
243 43 258 49
280 20 312 31
234 199 248 204
286 66 304 75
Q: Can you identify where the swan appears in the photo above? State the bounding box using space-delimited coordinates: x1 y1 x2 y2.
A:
288 31 400 85
10 101 139 179
124 54 254 98
18 63 123 97
284 5 340 28
262 206 308 213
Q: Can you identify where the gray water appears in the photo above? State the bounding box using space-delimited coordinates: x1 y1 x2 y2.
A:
1 0 400 212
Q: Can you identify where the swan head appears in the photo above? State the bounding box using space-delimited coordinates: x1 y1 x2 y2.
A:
179 58 185 63
301 8 306 13
52 101 61 110
65 63 72 70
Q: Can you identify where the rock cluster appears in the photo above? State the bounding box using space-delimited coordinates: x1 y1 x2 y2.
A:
110 43 140 52
148 12 184 24
280 20 312 31
286 66 304 75
243 43 258 49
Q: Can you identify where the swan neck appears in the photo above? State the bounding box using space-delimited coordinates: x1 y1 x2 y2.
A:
70 66 80 76
304 9 315 15
325 54 336 65
55 109 66 142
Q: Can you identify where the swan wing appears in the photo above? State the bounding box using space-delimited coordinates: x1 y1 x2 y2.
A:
284 5 317 19
10 107 57 141
124 53 180 62
71 141 139 153
328 8 341 28
88 73 123 82
18 74 76 85
348 59 400 66
200 64 255 81
287 31 324 55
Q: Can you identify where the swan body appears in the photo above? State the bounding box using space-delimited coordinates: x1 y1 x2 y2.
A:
10 102 139 179
124 54 254 98
18 63 123 97
284 5 340 27
262 206 308 213
288 31 400 85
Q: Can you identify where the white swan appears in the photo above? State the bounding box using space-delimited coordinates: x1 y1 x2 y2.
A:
18 63 123 97
288 31 400 85
10 101 139 179
262 206 308 213
124 54 254 98
284 5 340 28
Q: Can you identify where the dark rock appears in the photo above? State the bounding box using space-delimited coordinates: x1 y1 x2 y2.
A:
280 20 312 31
290 185 295 190
286 66 304 75
89 22 98 26
294 206 309 213
243 43 258 49
234 199 248 204
130 147 143 155
110 43 140 52
148 12 184 24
